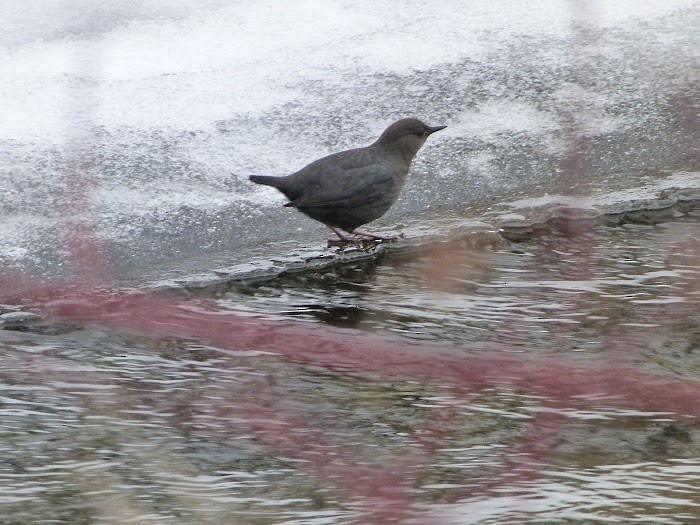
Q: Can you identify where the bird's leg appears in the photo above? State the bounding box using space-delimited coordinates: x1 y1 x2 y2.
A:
326 225 357 244
326 225 403 246
350 228 404 241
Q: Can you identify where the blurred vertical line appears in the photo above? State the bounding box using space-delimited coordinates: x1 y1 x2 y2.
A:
62 35 106 284
667 6 700 170
669 91 700 169
559 0 598 195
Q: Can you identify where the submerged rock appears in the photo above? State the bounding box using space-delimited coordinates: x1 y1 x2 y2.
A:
0 310 42 328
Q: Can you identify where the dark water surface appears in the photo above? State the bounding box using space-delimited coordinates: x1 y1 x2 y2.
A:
1 211 699 524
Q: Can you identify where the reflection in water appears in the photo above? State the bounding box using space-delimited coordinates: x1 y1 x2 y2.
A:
1 215 699 523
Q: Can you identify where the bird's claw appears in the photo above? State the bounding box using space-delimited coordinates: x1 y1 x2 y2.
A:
327 231 404 247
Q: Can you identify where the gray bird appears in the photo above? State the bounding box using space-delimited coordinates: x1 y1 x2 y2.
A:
249 118 446 243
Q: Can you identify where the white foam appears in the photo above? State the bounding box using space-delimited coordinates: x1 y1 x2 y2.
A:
451 100 560 137
1 0 696 142
0 0 698 272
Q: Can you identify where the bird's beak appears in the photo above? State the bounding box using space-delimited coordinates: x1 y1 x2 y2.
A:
428 125 447 134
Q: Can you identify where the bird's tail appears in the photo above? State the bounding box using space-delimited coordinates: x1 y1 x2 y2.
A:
249 175 284 188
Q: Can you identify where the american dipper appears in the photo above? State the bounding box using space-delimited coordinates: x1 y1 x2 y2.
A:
249 118 446 243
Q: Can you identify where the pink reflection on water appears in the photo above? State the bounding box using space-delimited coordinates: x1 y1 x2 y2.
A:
2 273 698 522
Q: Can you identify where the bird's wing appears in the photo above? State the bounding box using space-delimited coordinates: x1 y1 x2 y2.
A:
285 162 397 210
285 174 395 209
283 147 400 209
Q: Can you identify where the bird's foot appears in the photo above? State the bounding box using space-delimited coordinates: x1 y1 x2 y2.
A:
325 225 404 247
351 229 405 242
327 233 372 246
326 225 356 245
327 237 354 247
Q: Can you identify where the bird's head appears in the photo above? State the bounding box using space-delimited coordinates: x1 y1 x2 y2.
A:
375 118 446 161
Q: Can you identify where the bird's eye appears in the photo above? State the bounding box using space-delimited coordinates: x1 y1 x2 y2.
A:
411 131 424 137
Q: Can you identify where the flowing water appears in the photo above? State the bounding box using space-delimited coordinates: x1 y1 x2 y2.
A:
1 209 699 524
1 1 700 523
